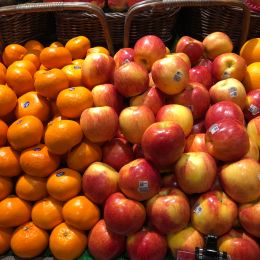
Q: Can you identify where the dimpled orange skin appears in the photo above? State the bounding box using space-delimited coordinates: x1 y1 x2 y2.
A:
0 85 17 117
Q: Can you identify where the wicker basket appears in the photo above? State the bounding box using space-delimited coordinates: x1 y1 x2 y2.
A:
248 10 260 39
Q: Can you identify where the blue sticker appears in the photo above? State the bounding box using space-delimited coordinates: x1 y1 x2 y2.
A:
32 147 41 151
56 171 65 177
23 101 30 108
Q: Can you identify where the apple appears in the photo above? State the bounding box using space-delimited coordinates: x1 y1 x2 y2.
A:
191 120 206 134
156 104 194 137
141 121 185 171
108 0 128 11
127 229 167 260
132 143 144 159
185 133 207 153
80 106 119 143
175 36 204 65
189 65 213 89
134 35 166 71
218 229 260 260
118 158 161 201
92 84 125 114
219 158 260 203
167 52 191 69
114 48 134 68
167 226 204 258
161 173 178 188
82 162 119 204
205 118 249 161
151 56 189 95
209 78 247 109
168 82 210 120
148 72 155 87
243 138 259 161
247 116 260 149
88 219 125 260
130 87 165 115
204 101 245 130
114 62 149 97
244 90 260 121
104 192 146 235
119 106 155 144
191 190 238 236
146 188 190 234
82 53 115 90
197 58 213 73
175 152 217 194
202 32 233 60
102 138 134 171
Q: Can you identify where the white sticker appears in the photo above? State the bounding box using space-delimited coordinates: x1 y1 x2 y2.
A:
257 174 260 181
193 205 202 215
248 104 260 116
56 171 65 177
209 123 219 135
138 181 149 192
228 87 238 97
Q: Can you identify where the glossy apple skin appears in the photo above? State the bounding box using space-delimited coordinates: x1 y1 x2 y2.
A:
205 118 249 162
92 84 125 114
185 133 207 153
167 52 191 69
146 188 190 234
219 158 260 204
175 152 217 194
102 138 134 171
108 0 128 11
119 106 155 144
127 229 167 260
104 192 146 235
80 106 119 143
191 120 206 134
218 229 260 260
167 226 204 257
247 116 260 149
114 62 149 97
189 65 213 89
134 35 166 71
88 219 125 260
209 78 247 110
197 58 213 73
191 190 238 236
141 121 185 171
204 101 245 130
114 48 134 68
244 90 260 121
175 36 204 65
169 82 210 120
82 162 119 204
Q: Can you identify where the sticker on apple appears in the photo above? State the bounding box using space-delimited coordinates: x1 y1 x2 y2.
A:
228 87 238 97
193 205 202 215
138 180 149 193
248 104 259 116
209 123 219 135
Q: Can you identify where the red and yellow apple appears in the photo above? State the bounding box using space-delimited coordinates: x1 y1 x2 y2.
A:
189 65 213 89
244 89 260 121
114 48 134 68
185 133 207 153
247 116 260 149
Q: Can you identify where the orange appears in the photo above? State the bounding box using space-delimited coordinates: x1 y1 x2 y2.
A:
56 86 93 118
9 60 36 76
0 196 31 227
243 62 260 91
47 168 81 201
72 59 84 66
7 115 44 151
34 68 69 99
0 176 13 200
6 66 34 96
23 49 41 70
62 64 82 87
0 85 17 117
2 44 27 67
0 62 7 74
20 144 60 177
24 40 44 52
11 222 49 258
49 41 64 48
66 140 102 172
87 46 110 56
32 197 63 230
0 62 6 84
49 222 87 260
39 64 48 70
0 146 21 177
0 227 13 255
34 68 48 80
15 174 48 201
65 36 91 59
40 47 72 69
0 119 8 146
15 91 50 122
44 119 83 155
62 196 100 230
240 38 260 65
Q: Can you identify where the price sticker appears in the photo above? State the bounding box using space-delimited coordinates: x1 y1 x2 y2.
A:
193 205 202 215
248 104 259 116
56 171 65 177
138 181 149 193
229 87 238 97
209 123 219 135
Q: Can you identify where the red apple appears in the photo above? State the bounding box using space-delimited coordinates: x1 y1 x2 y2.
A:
114 62 149 97
80 106 119 143
168 82 210 120
119 106 155 144
119 158 161 201
82 53 115 90
134 35 166 71
141 121 185 171
114 48 134 69
205 118 249 161
202 32 233 60
88 219 125 260
197 58 213 73
191 190 238 236
127 229 167 260
102 138 134 171
108 0 128 11
146 188 190 234
104 192 146 235
175 36 204 65
244 89 260 121
82 162 119 204
189 65 213 89
161 172 178 188
167 52 191 69
218 229 260 260
247 116 260 149
191 120 206 134
132 143 144 159
219 158 260 203
204 101 245 130
185 133 207 153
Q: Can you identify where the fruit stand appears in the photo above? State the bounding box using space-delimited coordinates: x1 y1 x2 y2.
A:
0 0 259 259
